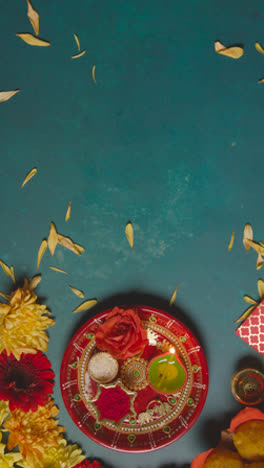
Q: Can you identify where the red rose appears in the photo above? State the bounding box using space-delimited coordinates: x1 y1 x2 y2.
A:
95 307 148 360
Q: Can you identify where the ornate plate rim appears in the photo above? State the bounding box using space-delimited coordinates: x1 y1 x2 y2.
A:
60 305 209 452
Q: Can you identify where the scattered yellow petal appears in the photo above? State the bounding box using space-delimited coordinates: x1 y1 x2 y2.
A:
228 231 235 251
74 243 85 253
214 40 244 59
246 239 264 255
37 239 48 269
0 259 11 276
0 259 13 279
255 42 264 54
21 167 37 188
0 90 20 103
71 50 86 59
234 305 256 324
29 274 41 289
258 279 264 299
68 285 85 298
256 252 264 270
73 33 80 51
48 222 58 257
214 41 224 53
49 266 67 274
258 78 264 83
243 295 257 304
72 299 97 313
16 33 50 46
10 266 16 284
57 234 81 255
125 222 134 249
169 286 178 307
26 0 39 36
92 65 96 83
243 223 253 253
65 202 71 222
0 292 10 300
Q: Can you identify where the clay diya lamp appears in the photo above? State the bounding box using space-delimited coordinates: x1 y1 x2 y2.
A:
147 347 187 394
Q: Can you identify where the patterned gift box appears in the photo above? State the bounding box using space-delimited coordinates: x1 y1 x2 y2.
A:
235 299 264 357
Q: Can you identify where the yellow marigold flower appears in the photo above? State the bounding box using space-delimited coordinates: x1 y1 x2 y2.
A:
18 439 85 468
0 400 9 425
0 432 22 468
43 439 85 468
0 278 55 360
3 398 65 468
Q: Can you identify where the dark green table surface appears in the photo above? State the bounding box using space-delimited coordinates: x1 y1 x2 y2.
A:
1 0 264 466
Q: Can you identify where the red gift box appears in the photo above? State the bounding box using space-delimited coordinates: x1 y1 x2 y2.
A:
235 299 264 357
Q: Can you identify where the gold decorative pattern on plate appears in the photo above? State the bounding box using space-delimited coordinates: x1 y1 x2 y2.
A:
121 357 148 391
128 434 136 443
94 422 101 431
138 400 172 425
156 338 171 353
163 425 171 434
69 360 79 369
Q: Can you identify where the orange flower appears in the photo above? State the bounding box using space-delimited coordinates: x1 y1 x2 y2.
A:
95 307 148 360
0 279 54 360
4 398 65 468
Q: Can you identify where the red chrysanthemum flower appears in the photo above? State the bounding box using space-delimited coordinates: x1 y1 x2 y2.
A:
0 350 55 412
73 461 104 468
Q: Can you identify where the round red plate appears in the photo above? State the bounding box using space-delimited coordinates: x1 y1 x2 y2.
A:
60 305 209 452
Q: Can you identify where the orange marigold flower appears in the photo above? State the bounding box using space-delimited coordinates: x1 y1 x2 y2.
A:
4 398 65 468
0 278 55 360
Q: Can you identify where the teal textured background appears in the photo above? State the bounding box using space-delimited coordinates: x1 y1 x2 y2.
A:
1 0 264 466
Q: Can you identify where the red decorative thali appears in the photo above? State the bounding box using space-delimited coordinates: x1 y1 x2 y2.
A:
60 305 208 452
